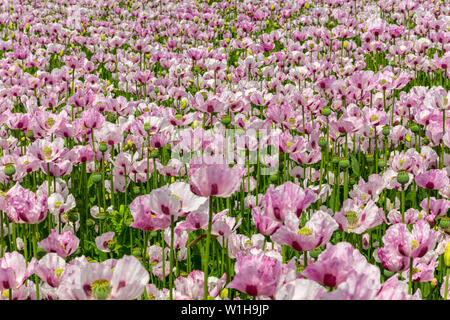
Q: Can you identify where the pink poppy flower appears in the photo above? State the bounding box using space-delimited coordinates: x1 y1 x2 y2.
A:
415 169 449 190
420 197 450 217
275 278 326 300
28 137 66 163
32 253 66 288
260 182 318 222
227 251 282 298
0 252 35 290
38 229 79 258
301 242 379 288
5 183 48 224
272 210 338 252
174 271 227 300
48 192 76 216
81 108 106 129
129 194 170 231
375 274 420 300
381 220 437 259
334 199 384 234
251 206 282 236
95 232 116 253
57 255 148 300
188 156 245 198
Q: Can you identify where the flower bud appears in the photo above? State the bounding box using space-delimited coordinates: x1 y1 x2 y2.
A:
431 278 438 288
444 243 450 267
221 115 231 125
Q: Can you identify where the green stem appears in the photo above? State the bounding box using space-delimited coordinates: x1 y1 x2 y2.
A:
408 257 413 295
32 224 40 300
204 196 214 300
169 215 175 300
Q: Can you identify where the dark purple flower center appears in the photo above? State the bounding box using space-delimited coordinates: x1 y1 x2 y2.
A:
210 183 219 196
246 285 258 297
323 273 337 287
425 182 435 190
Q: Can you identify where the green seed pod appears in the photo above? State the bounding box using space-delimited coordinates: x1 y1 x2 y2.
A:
440 217 450 229
106 239 116 251
321 107 332 117
99 142 108 153
332 157 340 165
378 160 386 168
132 186 140 195
174 114 183 121
366 154 374 163
68 211 79 223
410 124 419 133
4 164 16 177
92 173 102 184
221 115 231 125
396 171 410 185
309 249 321 259
269 174 278 184
318 137 327 149
144 122 151 132
382 126 390 136
132 248 141 257
26 130 34 139
423 137 430 145
96 211 107 220
339 158 350 168
150 149 159 158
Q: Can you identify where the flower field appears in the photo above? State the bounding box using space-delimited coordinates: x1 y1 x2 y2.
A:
0 0 448 300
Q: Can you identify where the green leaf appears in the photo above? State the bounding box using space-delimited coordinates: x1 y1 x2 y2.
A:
351 155 360 177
